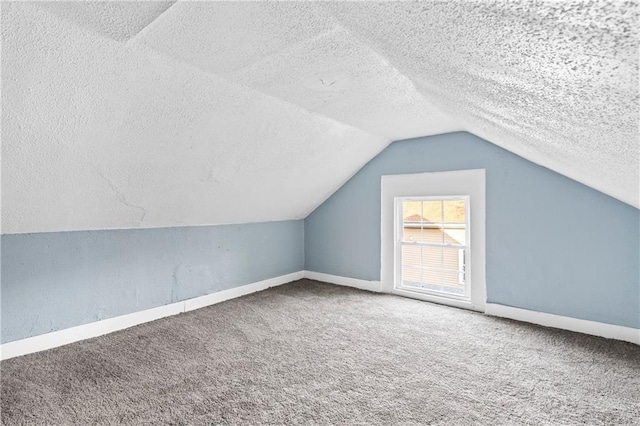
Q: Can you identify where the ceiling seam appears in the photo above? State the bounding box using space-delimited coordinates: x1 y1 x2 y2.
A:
128 0 179 44
32 3 390 146
129 41 392 146
321 15 464 132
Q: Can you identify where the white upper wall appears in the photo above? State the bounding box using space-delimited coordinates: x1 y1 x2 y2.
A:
2 1 637 234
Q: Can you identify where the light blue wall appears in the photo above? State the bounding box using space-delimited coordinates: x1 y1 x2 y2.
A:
305 132 640 329
1 220 304 343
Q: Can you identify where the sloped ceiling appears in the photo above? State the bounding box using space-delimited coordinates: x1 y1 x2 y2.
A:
2 1 638 234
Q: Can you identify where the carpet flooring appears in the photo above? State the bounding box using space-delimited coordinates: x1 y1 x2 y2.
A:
1 279 639 425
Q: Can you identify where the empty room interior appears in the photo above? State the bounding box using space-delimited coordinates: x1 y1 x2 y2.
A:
1 1 639 424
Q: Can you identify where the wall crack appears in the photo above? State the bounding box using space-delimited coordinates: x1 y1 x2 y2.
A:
95 170 148 225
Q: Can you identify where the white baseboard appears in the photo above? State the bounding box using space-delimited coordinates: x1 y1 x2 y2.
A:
485 303 639 345
303 270 382 293
4 272 635 361
183 271 303 312
302 271 638 345
0 271 304 361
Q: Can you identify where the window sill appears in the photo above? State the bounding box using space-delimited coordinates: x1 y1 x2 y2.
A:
391 287 484 312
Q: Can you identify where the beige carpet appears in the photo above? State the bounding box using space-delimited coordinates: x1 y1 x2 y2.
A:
1 279 639 425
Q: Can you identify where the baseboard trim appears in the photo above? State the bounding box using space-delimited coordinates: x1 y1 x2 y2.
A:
302 271 638 345
303 270 382 293
485 303 640 345
0 271 304 361
4 273 634 361
183 271 304 312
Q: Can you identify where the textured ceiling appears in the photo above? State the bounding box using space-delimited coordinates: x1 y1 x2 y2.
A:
2 1 638 234
323 1 639 209
38 1 175 42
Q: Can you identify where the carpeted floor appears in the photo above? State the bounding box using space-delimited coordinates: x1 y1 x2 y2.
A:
1 279 639 425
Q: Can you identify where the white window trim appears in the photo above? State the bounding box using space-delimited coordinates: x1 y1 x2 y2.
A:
381 169 486 312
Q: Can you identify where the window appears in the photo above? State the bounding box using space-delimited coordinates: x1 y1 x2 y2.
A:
381 169 485 311
396 196 470 300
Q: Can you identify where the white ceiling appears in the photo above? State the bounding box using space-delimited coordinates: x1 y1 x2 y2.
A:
2 1 638 234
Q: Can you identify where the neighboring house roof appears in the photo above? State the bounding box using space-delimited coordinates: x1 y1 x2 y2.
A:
404 214 427 222
404 202 465 223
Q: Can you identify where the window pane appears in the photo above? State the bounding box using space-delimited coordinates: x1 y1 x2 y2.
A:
444 227 466 245
421 268 443 286
402 201 423 242
402 266 421 285
401 245 421 268
441 270 464 293
402 201 422 222
402 225 421 242
422 246 442 269
443 199 465 223
421 226 444 244
422 200 442 223
442 247 463 271
442 270 461 286
396 196 470 299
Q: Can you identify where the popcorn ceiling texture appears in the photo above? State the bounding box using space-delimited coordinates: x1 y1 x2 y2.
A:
38 1 176 42
2 1 637 234
324 1 639 207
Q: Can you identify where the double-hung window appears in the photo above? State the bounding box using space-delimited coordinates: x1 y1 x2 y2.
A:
381 169 485 311
395 196 470 300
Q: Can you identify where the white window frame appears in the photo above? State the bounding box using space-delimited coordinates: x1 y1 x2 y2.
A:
395 195 471 300
381 169 486 312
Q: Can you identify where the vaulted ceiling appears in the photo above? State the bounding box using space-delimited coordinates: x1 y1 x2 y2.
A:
2 1 638 234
